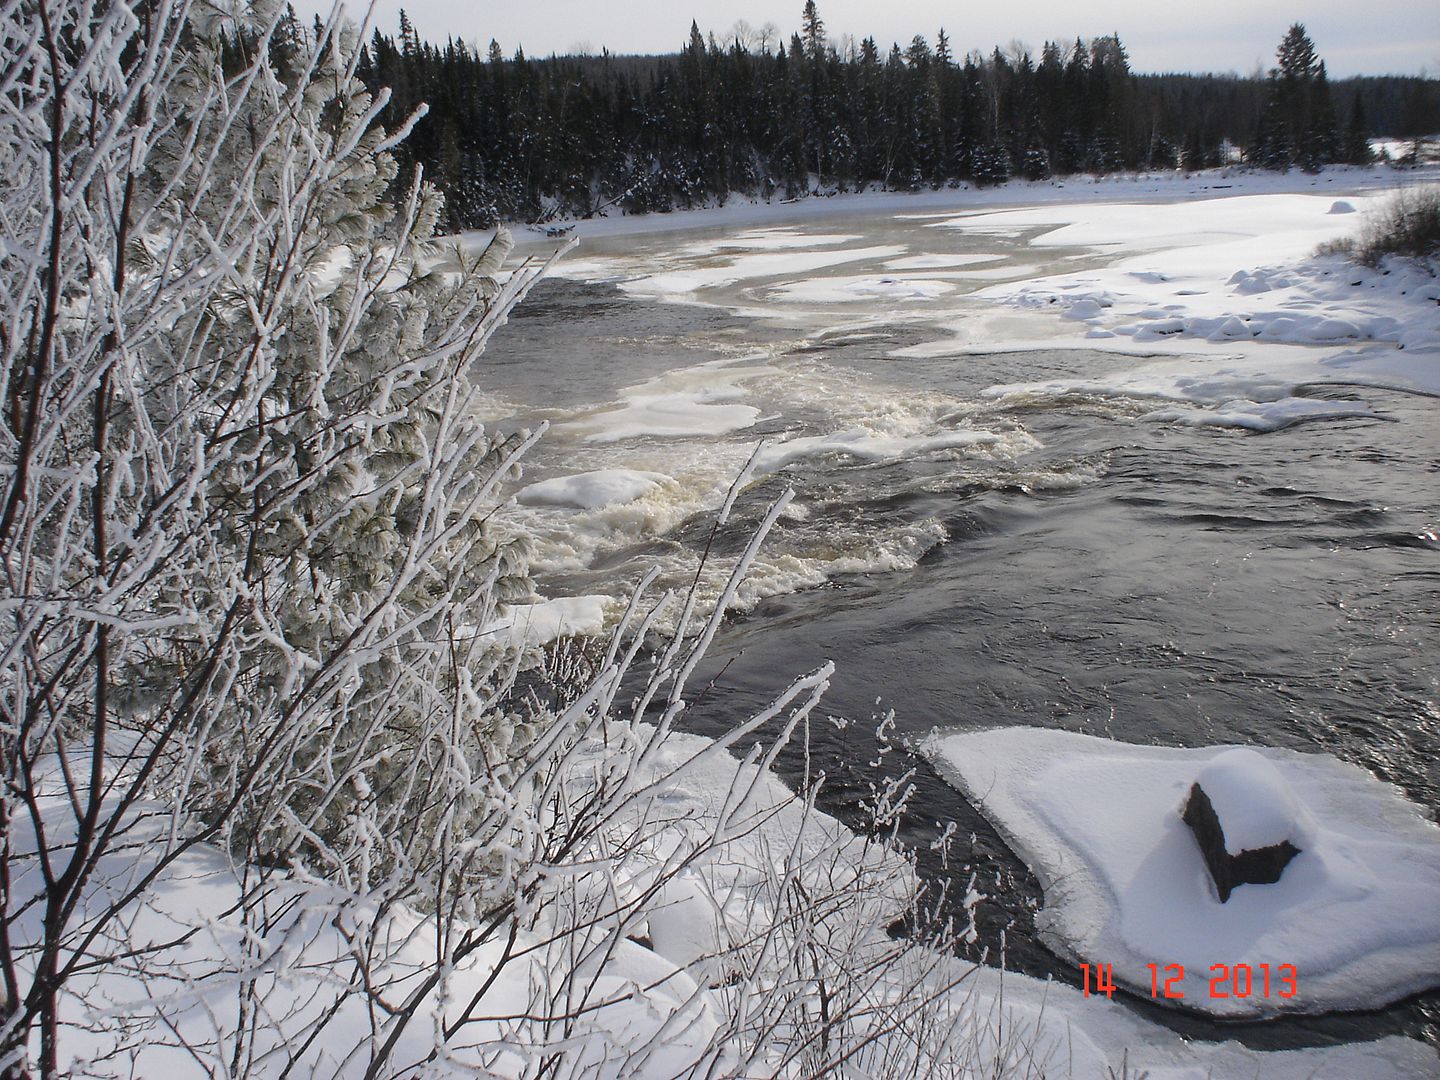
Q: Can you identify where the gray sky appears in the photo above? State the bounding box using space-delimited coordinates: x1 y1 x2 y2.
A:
307 0 1440 77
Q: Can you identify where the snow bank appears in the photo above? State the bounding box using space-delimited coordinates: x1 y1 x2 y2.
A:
509 164 1420 248
860 184 1440 430
31 725 1439 1078
926 727 1440 1018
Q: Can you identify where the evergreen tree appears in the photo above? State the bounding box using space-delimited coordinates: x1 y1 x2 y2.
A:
1252 23 1340 171
342 9 1426 226
1340 93 1373 164
802 0 826 61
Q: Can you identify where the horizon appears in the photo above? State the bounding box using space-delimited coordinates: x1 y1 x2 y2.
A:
297 0 1440 78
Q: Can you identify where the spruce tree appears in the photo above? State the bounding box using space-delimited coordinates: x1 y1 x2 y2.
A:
802 1 826 61
1252 23 1340 171
1340 94 1373 164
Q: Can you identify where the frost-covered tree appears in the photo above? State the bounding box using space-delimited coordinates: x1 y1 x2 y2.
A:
0 1 1058 1076
0 0 556 1069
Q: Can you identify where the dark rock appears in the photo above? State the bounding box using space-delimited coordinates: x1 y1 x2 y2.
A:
1182 782 1301 903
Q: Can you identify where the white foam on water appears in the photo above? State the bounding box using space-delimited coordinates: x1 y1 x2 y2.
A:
753 427 1005 473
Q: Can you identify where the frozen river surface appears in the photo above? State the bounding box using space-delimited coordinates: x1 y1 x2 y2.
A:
479 182 1439 1049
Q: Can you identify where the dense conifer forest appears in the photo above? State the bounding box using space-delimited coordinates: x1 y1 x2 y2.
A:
322 4 1440 228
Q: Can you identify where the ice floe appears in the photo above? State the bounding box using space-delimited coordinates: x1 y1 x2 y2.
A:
517 468 670 510
926 727 1440 1018
768 274 956 303
619 245 906 297
882 253 1006 270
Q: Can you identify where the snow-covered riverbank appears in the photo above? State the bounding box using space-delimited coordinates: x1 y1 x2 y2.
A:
503 162 1435 245
37 722 1440 1079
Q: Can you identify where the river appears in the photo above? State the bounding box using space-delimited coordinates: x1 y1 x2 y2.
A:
480 198 1439 1051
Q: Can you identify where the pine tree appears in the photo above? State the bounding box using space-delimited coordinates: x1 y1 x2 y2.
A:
134 13 533 857
1300 61 1339 171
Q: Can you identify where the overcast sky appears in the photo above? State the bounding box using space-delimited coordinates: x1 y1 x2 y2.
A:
305 0 1439 77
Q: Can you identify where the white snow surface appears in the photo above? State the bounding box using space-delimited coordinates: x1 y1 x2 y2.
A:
483 595 609 647
927 727 1440 1019
514 165 1440 437
1194 747 1311 856
940 192 1440 420
29 727 1440 1078
516 468 669 509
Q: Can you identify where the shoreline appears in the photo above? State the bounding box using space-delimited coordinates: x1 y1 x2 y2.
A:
491 162 1439 248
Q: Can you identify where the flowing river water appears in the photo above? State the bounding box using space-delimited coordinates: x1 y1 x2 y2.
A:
478 204 1439 1051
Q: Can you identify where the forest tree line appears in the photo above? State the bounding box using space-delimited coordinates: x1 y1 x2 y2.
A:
322 5 1440 229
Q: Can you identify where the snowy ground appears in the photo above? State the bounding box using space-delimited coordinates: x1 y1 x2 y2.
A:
506 162 1432 244
31 727 1440 1079
28 165 1440 1075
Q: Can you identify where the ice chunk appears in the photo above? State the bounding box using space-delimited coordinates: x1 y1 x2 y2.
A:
926 727 1440 1018
484 595 609 648
518 469 669 510
1063 298 1105 320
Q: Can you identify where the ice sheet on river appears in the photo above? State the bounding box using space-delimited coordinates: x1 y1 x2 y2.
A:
925 726 1440 1018
898 191 1440 428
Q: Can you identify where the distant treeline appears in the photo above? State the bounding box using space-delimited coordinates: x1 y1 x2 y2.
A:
326 5 1440 228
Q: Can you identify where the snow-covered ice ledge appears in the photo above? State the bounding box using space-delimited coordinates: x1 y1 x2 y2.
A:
925 726 1440 1019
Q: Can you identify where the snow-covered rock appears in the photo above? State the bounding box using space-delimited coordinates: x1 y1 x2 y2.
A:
1182 748 1307 902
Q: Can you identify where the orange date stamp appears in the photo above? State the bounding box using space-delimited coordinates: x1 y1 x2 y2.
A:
1080 962 1298 1000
